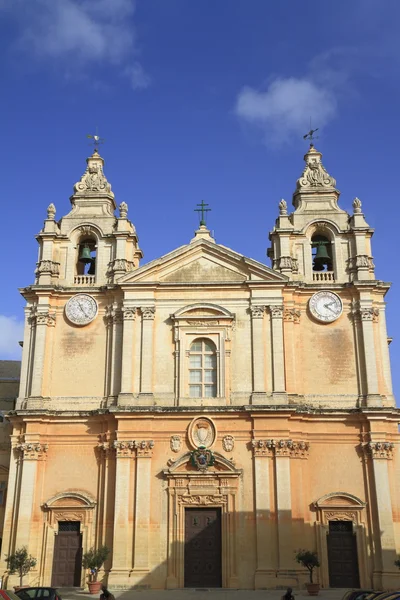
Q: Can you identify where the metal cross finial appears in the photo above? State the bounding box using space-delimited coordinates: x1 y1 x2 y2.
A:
87 126 105 150
194 201 211 226
303 117 319 144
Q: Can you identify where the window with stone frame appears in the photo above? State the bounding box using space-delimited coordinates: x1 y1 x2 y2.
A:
188 338 217 398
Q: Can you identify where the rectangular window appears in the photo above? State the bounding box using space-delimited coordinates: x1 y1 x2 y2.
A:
189 385 202 398
190 355 202 368
190 370 202 383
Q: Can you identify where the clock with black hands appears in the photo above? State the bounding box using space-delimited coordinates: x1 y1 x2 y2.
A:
309 291 342 323
65 294 98 326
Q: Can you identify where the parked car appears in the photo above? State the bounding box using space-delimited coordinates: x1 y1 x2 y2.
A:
0 591 21 600
341 590 376 600
366 593 400 600
13 589 62 600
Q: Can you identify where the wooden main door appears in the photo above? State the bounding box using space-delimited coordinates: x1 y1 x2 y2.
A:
52 522 82 587
184 508 222 588
327 521 360 588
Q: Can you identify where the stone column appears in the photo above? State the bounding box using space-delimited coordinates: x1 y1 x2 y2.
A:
132 441 154 580
17 306 35 407
252 440 274 588
140 307 155 400
15 442 48 549
268 305 287 402
250 305 266 403
30 309 55 402
109 441 135 582
364 441 397 589
274 441 293 575
118 307 136 406
359 306 380 405
0 436 22 573
109 307 123 399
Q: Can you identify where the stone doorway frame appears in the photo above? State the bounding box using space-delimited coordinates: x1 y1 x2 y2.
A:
40 491 96 586
313 492 368 589
163 452 242 589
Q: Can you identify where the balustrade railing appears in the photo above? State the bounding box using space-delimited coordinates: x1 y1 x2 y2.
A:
313 271 335 282
74 275 96 285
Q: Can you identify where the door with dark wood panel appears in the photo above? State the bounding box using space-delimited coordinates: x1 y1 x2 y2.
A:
184 508 222 588
327 521 360 588
51 522 82 587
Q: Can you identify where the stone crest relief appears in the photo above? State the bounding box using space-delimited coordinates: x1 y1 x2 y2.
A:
188 416 216 449
170 435 182 453
222 435 235 452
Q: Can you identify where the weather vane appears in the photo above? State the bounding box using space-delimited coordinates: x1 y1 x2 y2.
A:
194 200 211 226
303 118 319 144
87 126 105 150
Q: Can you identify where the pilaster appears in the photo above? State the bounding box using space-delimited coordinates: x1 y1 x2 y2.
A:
361 441 397 589
14 441 48 550
267 305 287 403
118 306 137 406
250 305 267 404
139 306 155 402
29 307 56 403
132 441 155 581
357 302 381 405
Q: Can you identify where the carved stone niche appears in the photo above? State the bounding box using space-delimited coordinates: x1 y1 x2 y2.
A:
43 491 97 529
41 491 97 587
163 451 242 589
313 492 368 589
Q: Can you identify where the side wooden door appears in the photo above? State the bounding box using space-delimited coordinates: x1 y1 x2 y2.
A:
52 522 82 587
184 508 222 588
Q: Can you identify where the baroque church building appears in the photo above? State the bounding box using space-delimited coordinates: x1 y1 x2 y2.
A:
1 144 399 591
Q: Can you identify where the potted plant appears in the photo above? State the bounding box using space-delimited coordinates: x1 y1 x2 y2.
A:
395 557 400 569
295 549 320 595
82 545 110 594
5 546 37 591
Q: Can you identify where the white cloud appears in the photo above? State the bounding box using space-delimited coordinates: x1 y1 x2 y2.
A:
1 0 150 89
125 62 151 90
0 316 24 359
235 77 337 146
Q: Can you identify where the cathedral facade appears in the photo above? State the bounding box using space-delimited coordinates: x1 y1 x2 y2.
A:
1 145 399 591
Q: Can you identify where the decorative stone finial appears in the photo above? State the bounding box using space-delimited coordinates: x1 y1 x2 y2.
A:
73 150 113 197
296 145 336 191
47 203 56 220
119 201 128 218
353 197 362 214
278 199 287 215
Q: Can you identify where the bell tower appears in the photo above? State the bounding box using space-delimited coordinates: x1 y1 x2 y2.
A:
268 144 375 283
268 144 394 409
35 148 143 287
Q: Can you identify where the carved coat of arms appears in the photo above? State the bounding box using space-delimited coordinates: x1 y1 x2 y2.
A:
190 447 215 472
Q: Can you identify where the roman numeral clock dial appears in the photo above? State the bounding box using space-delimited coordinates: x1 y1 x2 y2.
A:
65 294 98 326
309 291 342 323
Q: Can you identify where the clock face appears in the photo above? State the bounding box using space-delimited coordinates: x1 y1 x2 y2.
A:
309 291 342 323
65 294 98 326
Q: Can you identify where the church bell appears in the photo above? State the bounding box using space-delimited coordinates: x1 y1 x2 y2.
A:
78 245 93 264
313 241 330 270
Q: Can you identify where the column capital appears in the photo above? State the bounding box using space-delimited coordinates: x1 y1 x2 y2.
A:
249 305 265 319
16 442 48 460
122 306 137 321
360 307 379 322
36 310 56 327
268 305 284 319
283 308 301 323
113 439 155 458
252 438 309 458
141 306 156 320
361 441 394 460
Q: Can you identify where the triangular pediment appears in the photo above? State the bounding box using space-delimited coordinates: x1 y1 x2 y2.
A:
117 239 287 284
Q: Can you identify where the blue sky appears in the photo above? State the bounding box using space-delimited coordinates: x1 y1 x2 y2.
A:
0 0 399 402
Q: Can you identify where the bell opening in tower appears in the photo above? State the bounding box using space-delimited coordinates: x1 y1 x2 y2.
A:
77 238 97 276
311 234 333 272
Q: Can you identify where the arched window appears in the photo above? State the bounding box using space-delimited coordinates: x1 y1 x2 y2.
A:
189 338 217 398
311 233 333 272
76 237 96 276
